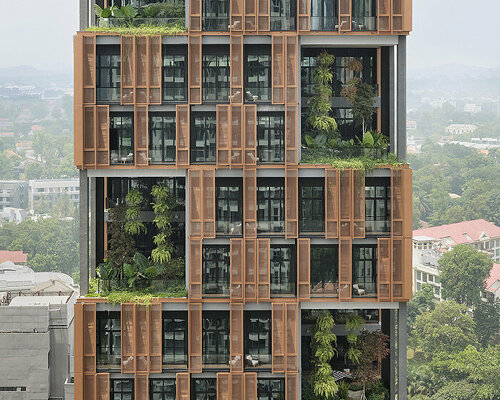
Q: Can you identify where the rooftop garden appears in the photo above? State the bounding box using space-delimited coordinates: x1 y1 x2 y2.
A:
86 182 187 304
302 52 400 170
86 2 186 35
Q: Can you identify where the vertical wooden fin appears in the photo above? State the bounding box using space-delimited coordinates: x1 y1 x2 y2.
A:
297 238 310 300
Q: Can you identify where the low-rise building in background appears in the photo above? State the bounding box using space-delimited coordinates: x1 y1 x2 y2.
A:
29 178 79 210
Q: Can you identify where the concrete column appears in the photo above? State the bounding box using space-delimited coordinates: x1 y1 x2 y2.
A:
388 46 396 155
90 177 97 279
381 309 396 399
79 170 89 295
397 36 407 161
398 302 408 400
79 0 89 30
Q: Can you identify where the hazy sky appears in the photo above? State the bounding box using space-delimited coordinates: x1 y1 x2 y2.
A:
0 0 499 71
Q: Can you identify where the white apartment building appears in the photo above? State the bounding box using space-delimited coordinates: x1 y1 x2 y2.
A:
445 124 478 135
29 178 79 210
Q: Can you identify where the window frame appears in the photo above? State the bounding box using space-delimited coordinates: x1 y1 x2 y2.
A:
352 244 377 297
257 378 285 400
202 245 231 296
96 45 121 103
244 45 272 103
191 378 217 400
202 311 230 365
257 112 285 164
256 177 285 234
149 112 176 164
190 111 217 164
96 311 121 367
310 0 338 31
162 45 188 103
202 46 230 102
351 0 377 31
110 379 134 400
299 178 325 234
216 178 243 235
244 311 272 367
109 113 134 165
270 245 296 296
202 0 230 31
162 311 188 366
150 378 176 400
270 0 296 31
310 245 339 297
365 177 391 234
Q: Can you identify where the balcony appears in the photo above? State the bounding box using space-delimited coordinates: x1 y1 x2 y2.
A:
351 15 377 31
270 16 296 31
202 16 230 31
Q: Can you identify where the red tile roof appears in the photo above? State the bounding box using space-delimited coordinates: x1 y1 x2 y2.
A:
413 219 500 244
0 250 27 264
485 263 500 292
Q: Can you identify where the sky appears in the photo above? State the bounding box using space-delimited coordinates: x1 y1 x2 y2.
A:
0 0 499 71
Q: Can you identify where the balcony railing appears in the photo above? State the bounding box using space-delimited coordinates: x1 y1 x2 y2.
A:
216 220 243 236
202 16 230 31
311 280 339 297
351 16 377 31
110 150 134 165
202 282 230 296
310 16 338 31
301 147 390 162
270 16 296 31
353 282 377 297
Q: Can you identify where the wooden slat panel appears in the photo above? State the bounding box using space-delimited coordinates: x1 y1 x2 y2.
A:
82 34 96 104
231 0 244 31
244 168 257 237
176 105 190 166
285 105 298 164
96 105 109 166
245 239 257 301
121 36 135 104
244 105 257 165
404 237 413 300
135 36 148 104
149 35 162 104
135 374 149 400
83 374 95 400
392 0 403 31
121 303 135 373
134 105 148 166
298 0 310 31
188 303 202 372
378 238 392 301
257 0 270 31
244 0 257 31
391 168 403 237
339 0 351 31
285 167 298 238
297 238 310 300
83 105 95 168
285 303 298 372
325 168 339 238
353 169 365 238
135 306 148 372
272 35 285 104
230 36 244 104
257 238 270 301
189 169 202 238
217 105 231 166
190 0 201 31
230 304 244 371
189 239 202 299
272 303 285 373
285 36 298 105
74 36 84 169
392 237 404 300
403 0 413 32
217 373 230 400
231 238 244 302
401 168 413 238
244 373 257 400
339 238 352 300
378 0 391 32
176 373 190 400
202 168 216 238
339 169 353 238
83 303 96 373
74 373 83 400
96 373 109 400
188 35 202 104
285 373 298 400
231 106 243 166
74 303 84 375
231 372 244 400
149 303 162 372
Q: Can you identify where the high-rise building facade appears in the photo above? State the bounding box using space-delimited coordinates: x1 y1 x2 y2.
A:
74 1 412 399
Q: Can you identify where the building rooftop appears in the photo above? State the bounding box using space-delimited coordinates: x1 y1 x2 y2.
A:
0 262 76 291
485 263 500 293
0 251 27 265
8 295 70 306
413 219 500 245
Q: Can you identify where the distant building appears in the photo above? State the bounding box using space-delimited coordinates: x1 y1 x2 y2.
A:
29 178 79 210
0 180 28 211
0 250 27 266
464 104 482 113
0 131 14 137
485 263 500 302
445 124 478 135
406 120 417 131
1 207 28 224
412 236 443 299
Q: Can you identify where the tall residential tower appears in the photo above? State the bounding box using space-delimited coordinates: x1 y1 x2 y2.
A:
74 0 412 399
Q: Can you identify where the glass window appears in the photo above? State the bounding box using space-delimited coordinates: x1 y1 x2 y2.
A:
150 379 176 400
352 0 377 31
163 45 187 102
191 112 216 163
162 311 187 365
352 245 377 297
202 312 230 365
257 113 285 164
110 114 134 165
96 45 121 102
245 46 272 103
270 0 296 30
110 379 133 400
216 178 243 235
365 178 391 234
97 311 121 367
149 113 176 164
202 0 229 31
423 273 427 282
428 275 433 283
299 178 325 233
245 311 271 367
310 245 338 296
202 47 230 102
416 271 421 280
191 378 217 400
257 379 285 400
435 287 440 296
310 0 338 31
257 178 285 234
435 276 440 284
270 245 296 296
202 245 230 296
417 282 421 291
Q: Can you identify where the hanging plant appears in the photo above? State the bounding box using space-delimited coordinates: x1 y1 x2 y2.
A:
125 189 147 236
151 183 174 265
345 313 365 365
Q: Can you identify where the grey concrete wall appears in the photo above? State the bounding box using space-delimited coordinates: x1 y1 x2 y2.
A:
0 306 49 332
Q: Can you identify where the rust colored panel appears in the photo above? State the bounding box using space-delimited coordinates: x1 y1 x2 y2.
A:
74 33 84 169
297 238 310 300
149 303 162 372
230 304 244 371
96 373 109 400
121 36 135 104
285 36 298 105
135 36 148 104
135 374 149 400
83 106 95 150
257 239 270 301
272 35 285 104
189 169 202 238
378 0 391 32
353 170 365 238
231 0 244 31
403 0 413 32
74 373 83 400
378 238 392 301
231 106 243 166
230 36 244 104
83 303 96 373
244 168 257 237
257 0 270 31
176 105 190 166
217 373 230 400
188 35 202 104
285 167 298 238
404 237 413 300
272 303 285 373
190 0 201 31
74 303 84 375
135 306 148 372
176 373 190 400
285 303 298 372
189 303 202 372
298 0 310 31
244 0 257 31
339 0 351 31
231 373 244 400
339 169 353 238
202 169 216 238
245 239 257 301
83 35 96 104
96 106 109 166
135 105 148 166
244 373 257 400
391 168 409 237
285 105 297 164
339 238 352 300
230 239 244 302
83 374 95 400
244 105 257 165
189 239 202 299
121 304 135 373
401 168 413 238
217 105 231 166
285 373 298 400
149 36 162 104
325 168 339 238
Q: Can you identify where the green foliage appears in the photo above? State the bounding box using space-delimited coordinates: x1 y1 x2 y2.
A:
407 283 436 335
341 78 377 134
344 313 364 364
124 189 147 236
473 299 500 347
302 151 401 171
151 183 174 265
141 2 185 18
93 287 187 305
366 380 389 400
107 204 136 268
86 23 186 35
438 245 493 307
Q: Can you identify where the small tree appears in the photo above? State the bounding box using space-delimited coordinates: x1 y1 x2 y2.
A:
407 283 436 335
151 183 174 265
124 189 147 236
107 204 135 269
341 78 377 135
344 313 364 365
